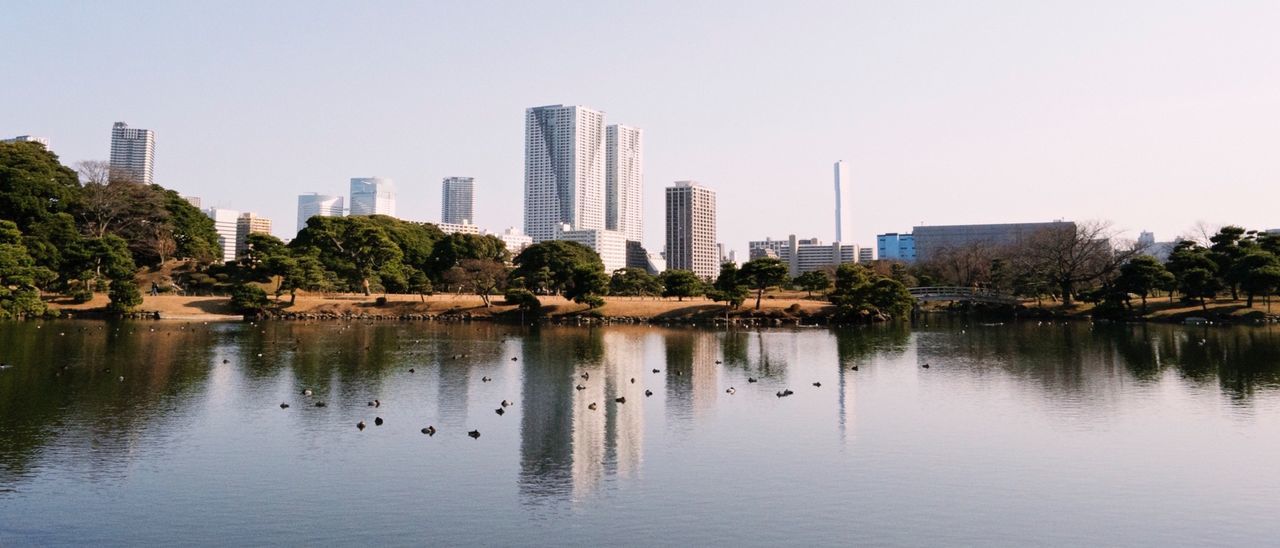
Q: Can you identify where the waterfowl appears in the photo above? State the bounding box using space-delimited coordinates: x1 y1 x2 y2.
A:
614 396 626 404
645 390 653 397
747 377 758 383
374 417 383 426
482 376 492 382
315 401 327 407
630 378 635 384
676 371 683 376
118 376 125 382
511 357 518 361
575 384 586 391
776 389 794 398
368 401 376 407
501 400 512 407
921 363 930 369
302 389 313 396
580 372 590 380
725 387 736 395
588 402 598 410
850 365 859 371
375 400 381 407
422 426 436 436
280 403 290 409
409 368 415 373
812 382 821 387
468 430 481 439
652 369 660 373
222 359 230 364
357 421 366 430
715 360 722 364
495 408 505 416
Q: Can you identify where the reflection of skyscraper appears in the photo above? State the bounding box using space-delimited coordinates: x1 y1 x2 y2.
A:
601 330 646 479
518 332 581 503
663 331 720 422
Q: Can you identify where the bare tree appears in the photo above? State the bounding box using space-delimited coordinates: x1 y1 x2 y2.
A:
925 242 996 287
1015 221 1138 306
459 259 508 307
75 160 112 186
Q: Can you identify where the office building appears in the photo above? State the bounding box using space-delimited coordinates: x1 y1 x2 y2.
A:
296 193 344 233
555 225 628 274
441 177 475 225
911 221 1076 262
436 220 482 235
834 160 853 243
109 122 155 184
606 124 644 242
349 177 396 217
205 208 239 262
524 104 605 242
495 227 534 255
748 236 857 277
876 233 916 262
858 248 874 264
665 181 718 279
2 135 50 148
235 213 272 257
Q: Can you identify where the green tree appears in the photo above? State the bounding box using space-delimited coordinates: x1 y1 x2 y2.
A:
659 269 704 301
0 140 83 274
106 279 143 314
427 232 508 279
739 258 789 310
707 262 749 309
458 258 508 307
290 216 404 295
1179 268 1221 311
407 268 433 302
609 268 663 297
564 265 610 308
229 283 270 313
0 220 54 318
828 263 916 319
1208 225 1248 299
1244 266 1280 312
1116 255 1175 312
794 270 830 297
510 240 603 294
278 254 332 304
1233 250 1280 307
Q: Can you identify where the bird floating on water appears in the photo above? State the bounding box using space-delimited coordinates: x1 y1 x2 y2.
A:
747 377 758 383
630 378 635 384
482 376 492 382
921 363 930 369
511 357 518 361
501 400 512 407
580 372 590 380
615 396 626 404
495 407 505 416
421 426 436 436
644 390 653 397
850 365 859 371
357 421 366 430
575 384 586 391
409 368 415 373
715 360 722 365
374 417 384 426
776 389 794 398
588 402 598 410
279 403 289 409
315 401 327 407
725 387 736 395
302 389 313 397
812 382 821 387
652 369 660 373
468 430 481 439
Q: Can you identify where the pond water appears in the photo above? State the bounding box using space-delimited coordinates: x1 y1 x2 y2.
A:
1 320 1279 546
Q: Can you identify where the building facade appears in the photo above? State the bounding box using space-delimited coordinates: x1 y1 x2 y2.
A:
441 176 475 225
834 160 853 243
524 105 605 242
747 236 857 277
2 135 50 148
235 213 272 257
495 227 534 255
605 124 644 242
665 181 718 279
911 221 1075 263
296 193 344 233
349 177 396 217
555 225 628 274
876 233 916 262
205 208 240 262
436 220 482 235
109 122 155 184
858 248 874 264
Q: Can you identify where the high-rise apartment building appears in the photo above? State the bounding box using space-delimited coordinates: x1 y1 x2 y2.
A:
441 177 475 225
834 160 852 243
606 125 643 242
349 177 396 217
665 181 718 279
296 193 344 233
109 122 155 184
524 105 605 242
235 213 273 257
205 208 240 262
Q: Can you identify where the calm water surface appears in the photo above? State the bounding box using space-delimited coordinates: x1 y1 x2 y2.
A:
2 320 1279 546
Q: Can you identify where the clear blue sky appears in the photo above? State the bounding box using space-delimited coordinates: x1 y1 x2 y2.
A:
3 1 1278 253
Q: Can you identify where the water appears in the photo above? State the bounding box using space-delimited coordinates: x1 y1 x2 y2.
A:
2 320 1279 547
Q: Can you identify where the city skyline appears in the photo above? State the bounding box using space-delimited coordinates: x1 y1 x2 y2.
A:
4 2 1279 254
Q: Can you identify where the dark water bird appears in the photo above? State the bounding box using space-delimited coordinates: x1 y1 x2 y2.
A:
511 357 518 361
725 387 736 395
302 389 313 396
375 400 381 407
468 430 481 439
501 400 512 407
495 408 505 416
374 417 384 426
747 377 758 383
652 369 660 373
630 378 635 384
588 402 598 410
812 382 821 387
368 401 376 407
409 368 415 373
575 384 586 391
850 365 859 371
615 396 626 404
715 360 722 364
482 376 492 382
921 363 930 369
776 389 794 398
280 403 289 409
422 426 436 436
580 372 590 380
645 389 654 397
222 359 230 364
357 421 366 430
315 401 327 407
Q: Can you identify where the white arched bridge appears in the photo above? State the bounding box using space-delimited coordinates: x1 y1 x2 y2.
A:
907 286 1020 305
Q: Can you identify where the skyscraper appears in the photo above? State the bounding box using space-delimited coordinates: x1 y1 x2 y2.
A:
296 193 344 233
204 208 239 262
110 122 155 184
349 177 395 217
524 104 605 242
665 181 718 279
606 124 644 242
834 160 852 243
441 177 475 225
235 212 272 256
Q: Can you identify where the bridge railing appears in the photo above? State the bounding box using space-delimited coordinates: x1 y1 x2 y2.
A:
906 286 1019 303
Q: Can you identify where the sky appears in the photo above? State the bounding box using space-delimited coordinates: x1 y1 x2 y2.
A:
3 1 1279 256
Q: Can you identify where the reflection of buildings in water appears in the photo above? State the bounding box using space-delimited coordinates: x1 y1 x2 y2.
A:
518 335 575 503
601 331 645 480
664 331 720 421
837 361 856 445
436 358 470 429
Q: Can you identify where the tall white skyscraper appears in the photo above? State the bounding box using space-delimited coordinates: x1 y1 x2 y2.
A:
441 177 475 225
606 124 644 242
834 160 852 243
296 193 344 233
524 104 605 242
665 181 718 279
349 177 396 217
110 122 155 184
205 208 239 262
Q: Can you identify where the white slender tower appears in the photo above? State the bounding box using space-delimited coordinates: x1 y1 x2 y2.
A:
834 160 852 243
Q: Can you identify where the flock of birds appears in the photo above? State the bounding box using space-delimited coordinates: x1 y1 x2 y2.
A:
277 353 937 439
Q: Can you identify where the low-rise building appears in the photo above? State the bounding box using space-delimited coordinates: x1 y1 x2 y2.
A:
556 225 628 274
495 227 533 255
909 221 1075 263
436 220 482 235
876 233 916 262
858 248 874 264
747 235 857 277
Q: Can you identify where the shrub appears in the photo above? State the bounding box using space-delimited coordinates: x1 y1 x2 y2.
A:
106 280 143 314
503 288 541 314
375 296 388 306
229 283 270 313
